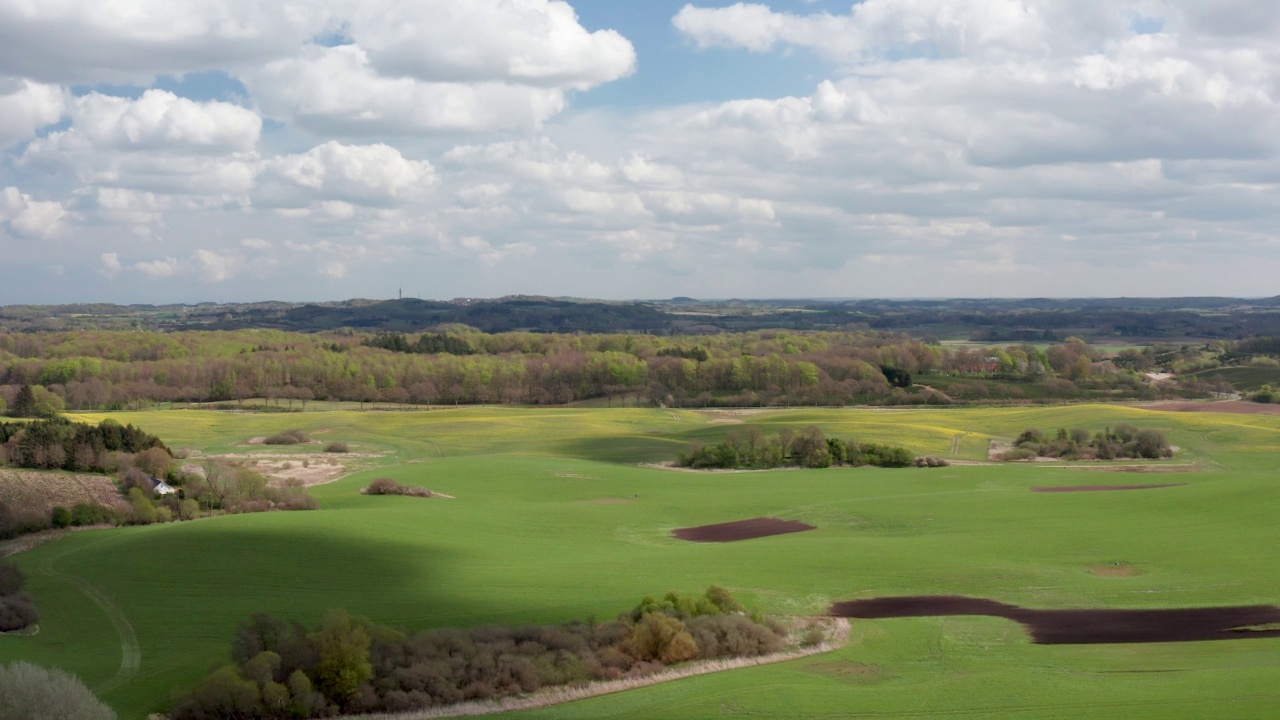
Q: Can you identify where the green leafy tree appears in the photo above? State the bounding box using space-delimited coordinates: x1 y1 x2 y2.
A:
312 610 373 708
0 662 115 720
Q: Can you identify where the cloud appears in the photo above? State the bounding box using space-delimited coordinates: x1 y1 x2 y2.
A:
194 249 241 282
20 91 262 197
0 0 332 84
133 257 181 279
0 186 66 239
49 90 261 153
346 0 635 89
260 141 436 208
242 44 568 135
0 78 66 148
99 252 122 278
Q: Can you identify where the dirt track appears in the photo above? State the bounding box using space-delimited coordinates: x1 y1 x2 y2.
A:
1031 484 1186 493
673 517 816 543
830 596 1280 644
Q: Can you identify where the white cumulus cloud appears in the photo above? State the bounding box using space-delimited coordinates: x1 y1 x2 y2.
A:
0 78 67 148
0 186 66 239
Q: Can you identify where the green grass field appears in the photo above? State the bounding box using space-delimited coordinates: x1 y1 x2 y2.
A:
2 404 1279 719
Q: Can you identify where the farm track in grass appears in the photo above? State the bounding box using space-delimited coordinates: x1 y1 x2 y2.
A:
1 404 1279 719
37 539 141 695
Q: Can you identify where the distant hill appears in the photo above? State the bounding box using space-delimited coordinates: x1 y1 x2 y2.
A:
5 296 1280 340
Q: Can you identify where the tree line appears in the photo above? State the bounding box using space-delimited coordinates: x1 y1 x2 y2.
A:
172 587 793 719
0 329 1207 411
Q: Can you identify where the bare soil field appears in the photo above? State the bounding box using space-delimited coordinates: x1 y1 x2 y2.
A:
0 470 124 514
1138 400 1280 415
673 517 816 543
1031 484 1186 493
830 596 1280 644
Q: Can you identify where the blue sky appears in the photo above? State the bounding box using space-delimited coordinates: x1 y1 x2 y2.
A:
2 1 1280 303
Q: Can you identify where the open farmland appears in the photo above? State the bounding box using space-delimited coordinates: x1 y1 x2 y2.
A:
0 404 1278 719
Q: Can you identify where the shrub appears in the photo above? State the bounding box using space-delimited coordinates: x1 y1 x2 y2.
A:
364 478 435 498
1000 448 1038 461
323 442 350 454
913 456 949 467
0 593 39 632
0 560 26 595
264 429 311 446
50 506 72 528
0 662 115 720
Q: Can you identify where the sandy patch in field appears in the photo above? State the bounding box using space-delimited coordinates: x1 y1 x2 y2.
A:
553 473 598 480
708 418 744 424
186 451 384 487
1137 400 1280 415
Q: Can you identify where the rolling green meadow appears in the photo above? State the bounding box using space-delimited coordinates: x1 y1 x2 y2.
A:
2 404 1279 718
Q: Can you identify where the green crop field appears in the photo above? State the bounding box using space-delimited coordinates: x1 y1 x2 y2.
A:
2 404 1279 719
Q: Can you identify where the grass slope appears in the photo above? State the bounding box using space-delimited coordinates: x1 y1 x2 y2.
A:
0 405 1277 719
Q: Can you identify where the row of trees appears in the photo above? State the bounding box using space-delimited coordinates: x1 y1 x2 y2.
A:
1001 425 1172 461
172 587 790 719
0 329 1199 410
678 427 916 469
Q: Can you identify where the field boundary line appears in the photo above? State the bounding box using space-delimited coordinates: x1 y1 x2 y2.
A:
37 540 141 695
329 619 850 720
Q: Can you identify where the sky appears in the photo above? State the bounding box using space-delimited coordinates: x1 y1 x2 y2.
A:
2 0 1280 303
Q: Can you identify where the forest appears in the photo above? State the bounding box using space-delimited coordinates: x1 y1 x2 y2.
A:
0 327 1237 412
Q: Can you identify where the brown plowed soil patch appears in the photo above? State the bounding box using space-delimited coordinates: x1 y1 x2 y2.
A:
1139 400 1280 415
673 517 816 543
1032 484 1185 493
830 596 1280 644
1091 563 1143 577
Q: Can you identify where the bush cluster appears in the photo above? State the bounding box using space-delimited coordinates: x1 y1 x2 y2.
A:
323 442 349 454
1000 424 1172 461
0 418 167 473
678 426 916 469
263 430 310 446
0 559 37 633
363 478 435 498
2 500 120 540
172 587 786 719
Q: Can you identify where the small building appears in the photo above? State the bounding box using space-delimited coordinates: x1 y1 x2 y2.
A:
151 477 177 496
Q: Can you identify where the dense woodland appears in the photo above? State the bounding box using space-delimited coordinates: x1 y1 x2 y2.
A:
172 588 793 719
0 418 166 473
0 327 1244 411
